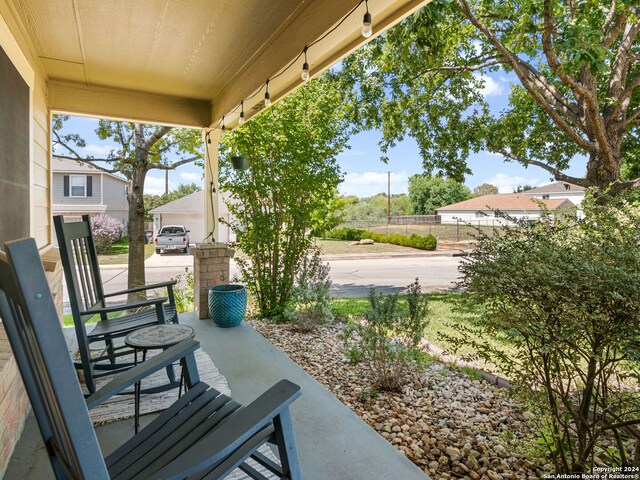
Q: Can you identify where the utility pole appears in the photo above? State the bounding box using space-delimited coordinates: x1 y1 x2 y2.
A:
387 171 391 224
165 169 169 195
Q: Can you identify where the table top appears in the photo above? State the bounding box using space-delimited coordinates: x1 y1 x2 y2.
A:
125 324 195 349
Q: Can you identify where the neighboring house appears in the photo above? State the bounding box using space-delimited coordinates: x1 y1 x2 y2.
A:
52 156 129 226
522 181 586 205
436 193 576 225
148 190 236 245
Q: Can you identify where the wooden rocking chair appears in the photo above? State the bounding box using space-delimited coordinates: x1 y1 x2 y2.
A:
0 238 302 479
54 214 179 394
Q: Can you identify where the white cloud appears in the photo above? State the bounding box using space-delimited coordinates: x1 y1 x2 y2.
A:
145 175 175 195
82 144 117 156
339 171 409 197
179 172 202 182
481 173 546 193
474 74 504 98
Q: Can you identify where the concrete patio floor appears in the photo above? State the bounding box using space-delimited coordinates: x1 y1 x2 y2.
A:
6 313 428 479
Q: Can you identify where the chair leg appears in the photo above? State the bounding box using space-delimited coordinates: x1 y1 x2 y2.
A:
105 338 117 364
273 408 301 480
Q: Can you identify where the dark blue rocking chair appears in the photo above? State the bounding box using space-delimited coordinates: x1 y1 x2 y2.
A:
0 238 302 479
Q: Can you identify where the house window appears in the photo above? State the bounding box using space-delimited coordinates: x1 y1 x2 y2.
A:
475 211 487 218
64 175 93 197
70 175 87 197
542 194 550 199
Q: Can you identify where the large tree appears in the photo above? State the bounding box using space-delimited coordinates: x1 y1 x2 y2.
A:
408 175 472 214
337 0 640 193
53 116 203 289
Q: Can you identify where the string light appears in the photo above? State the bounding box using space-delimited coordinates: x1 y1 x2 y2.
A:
362 0 373 38
239 101 245 125
301 46 310 81
216 0 372 131
264 79 272 107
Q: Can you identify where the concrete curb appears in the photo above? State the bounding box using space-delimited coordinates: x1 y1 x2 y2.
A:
320 250 469 261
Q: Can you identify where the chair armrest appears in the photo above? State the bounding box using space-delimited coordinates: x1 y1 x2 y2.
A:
104 280 177 298
86 339 201 409
82 296 168 315
154 379 302 480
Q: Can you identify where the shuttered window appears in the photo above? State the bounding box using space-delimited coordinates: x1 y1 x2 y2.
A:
64 175 93 197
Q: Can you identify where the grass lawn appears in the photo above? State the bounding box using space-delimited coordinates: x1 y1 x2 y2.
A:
313 238 424 255
98 238 156 265
331 291 514 373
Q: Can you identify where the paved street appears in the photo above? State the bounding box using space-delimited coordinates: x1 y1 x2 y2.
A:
64 252 463 313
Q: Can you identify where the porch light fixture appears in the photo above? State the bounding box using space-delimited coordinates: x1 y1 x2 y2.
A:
239 101 245 125
362 0 373 38
301 46 310 81
264 80 272 107
221 116 226 133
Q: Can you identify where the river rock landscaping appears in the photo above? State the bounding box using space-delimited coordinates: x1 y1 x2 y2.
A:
250 320 551 479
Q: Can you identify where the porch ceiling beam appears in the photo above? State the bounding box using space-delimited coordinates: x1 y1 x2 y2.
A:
49 81 211 128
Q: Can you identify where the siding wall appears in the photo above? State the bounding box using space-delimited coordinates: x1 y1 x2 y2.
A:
52 172 101 205
31 82 50 247
102 175 129 224
0 10 55 475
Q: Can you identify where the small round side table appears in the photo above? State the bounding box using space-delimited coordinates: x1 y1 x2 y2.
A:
125 324 195 433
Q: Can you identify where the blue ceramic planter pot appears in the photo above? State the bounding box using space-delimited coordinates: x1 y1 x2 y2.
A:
208 284 247 328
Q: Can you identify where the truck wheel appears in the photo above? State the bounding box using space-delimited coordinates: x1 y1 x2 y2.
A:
156 248 161 254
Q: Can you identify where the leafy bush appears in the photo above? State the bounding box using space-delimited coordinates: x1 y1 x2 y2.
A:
325 228 436 250
283 247 334 327
219 78 351 319
341 279 429 390
90 214 125 253
457 195 640 473
325 227 364 241
170 268 194 313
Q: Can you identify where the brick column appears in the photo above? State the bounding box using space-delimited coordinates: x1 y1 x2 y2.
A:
192 243 235 319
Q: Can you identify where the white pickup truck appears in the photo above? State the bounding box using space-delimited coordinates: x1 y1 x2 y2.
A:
154 225 190 254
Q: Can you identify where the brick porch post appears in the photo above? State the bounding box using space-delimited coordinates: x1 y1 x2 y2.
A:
192 243 235 319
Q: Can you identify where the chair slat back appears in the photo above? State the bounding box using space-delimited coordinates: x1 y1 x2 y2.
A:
0 239 108 479
53 215 106 316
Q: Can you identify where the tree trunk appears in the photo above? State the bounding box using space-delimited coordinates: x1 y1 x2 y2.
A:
127 163 148 298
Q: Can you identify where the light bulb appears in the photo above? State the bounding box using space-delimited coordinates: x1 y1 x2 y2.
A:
362 11 372 38
264 80 272 107
239 102 245 125
301 62 310 81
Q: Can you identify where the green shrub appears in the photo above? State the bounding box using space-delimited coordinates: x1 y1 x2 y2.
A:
325 228 436 250
457 195 640 473
283 247 334 326
170 268 194 313
341 278 429 390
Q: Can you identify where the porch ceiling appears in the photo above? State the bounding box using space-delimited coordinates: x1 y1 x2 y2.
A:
3 0 429 128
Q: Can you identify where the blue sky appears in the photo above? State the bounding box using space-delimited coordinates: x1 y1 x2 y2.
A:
55 72 587 197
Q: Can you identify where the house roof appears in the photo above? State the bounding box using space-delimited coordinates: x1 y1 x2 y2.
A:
6 0 428 129
523 181 586 194
149 191 204 214
52 156 128 184
437 194 575 212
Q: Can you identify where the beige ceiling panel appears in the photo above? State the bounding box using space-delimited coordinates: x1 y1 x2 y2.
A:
11 0 83 62
40 58 85 84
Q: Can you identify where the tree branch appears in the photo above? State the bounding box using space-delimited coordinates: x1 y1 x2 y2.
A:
487 144 593 187
142 125 172 152
147 155 201 170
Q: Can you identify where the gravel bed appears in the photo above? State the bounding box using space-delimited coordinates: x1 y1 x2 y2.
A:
251 320 550 480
